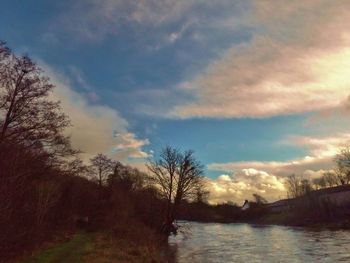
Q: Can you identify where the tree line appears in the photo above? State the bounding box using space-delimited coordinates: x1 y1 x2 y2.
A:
4 38 349 259
286 148 350 198
0 41 205 260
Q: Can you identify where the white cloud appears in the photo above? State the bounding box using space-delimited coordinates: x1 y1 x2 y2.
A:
206 169 286 205
209 133 350 176
42 63 150 162
287 134 350 159
206 133 350 204
113 132 150 159
209 157 333 179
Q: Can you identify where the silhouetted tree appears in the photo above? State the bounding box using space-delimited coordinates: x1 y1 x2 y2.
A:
286 175 313 198
147 146 204 235
313 171 341 189
0 42 80 257
300 179 313 195
108 161 145 191
147 146 178 233
0 41 168 260
35 181 61 227
285 174 303 198
90 153 116 188
0 44 74 160
0 41 10 71
312 176 326 189
62 158 89 176
253 193 267 205
194 184 210 204
335 148 350 185
323 171 336 187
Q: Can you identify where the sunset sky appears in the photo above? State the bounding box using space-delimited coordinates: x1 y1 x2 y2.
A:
2 0 350 204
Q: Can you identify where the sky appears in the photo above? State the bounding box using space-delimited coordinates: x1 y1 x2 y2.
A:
1 0 350 204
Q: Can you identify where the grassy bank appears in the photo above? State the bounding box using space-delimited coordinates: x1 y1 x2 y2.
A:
22 233 92 263
20 230 172 263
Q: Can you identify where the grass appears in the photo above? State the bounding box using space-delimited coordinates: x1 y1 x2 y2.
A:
20 228 172 263
84 232 168 263
21 233 93 263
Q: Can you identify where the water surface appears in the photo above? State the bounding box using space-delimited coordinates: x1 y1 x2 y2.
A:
168 222 350 263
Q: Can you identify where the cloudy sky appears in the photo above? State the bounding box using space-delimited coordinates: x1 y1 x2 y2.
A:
2 0 350 204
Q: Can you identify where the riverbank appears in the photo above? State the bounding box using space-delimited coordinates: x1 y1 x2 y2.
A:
254 211 350 230
177 199 350 230
176 217 350 230
177 206 350 230
18 228 172 263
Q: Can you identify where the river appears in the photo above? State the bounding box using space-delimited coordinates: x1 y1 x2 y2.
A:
168 222 350 263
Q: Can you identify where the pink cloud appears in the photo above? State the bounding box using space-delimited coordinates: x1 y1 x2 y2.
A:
171 1 350 119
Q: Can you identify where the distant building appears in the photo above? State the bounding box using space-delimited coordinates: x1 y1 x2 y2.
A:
266 185 350 215
241 200 250 210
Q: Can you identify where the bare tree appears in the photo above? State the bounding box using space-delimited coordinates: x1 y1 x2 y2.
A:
312 177 326 190
0 45 74 159
253 193 267 205
335 148 350 185
300 178 313 194
62 158 89 177
285 175 313 198
147 146 179 229
35 181 61 227
90 153 116 188
323 171 341 187
147 146 204 234
285 175 302 198
194 184 210 204
285 175 301 198
0 41 10 72
173 150 204 211
108 161 146 191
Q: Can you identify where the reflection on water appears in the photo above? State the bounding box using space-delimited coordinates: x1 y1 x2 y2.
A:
168 222 350 263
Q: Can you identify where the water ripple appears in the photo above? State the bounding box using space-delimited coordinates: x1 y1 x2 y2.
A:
169 222 350 263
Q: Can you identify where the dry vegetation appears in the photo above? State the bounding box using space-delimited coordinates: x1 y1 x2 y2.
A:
0 41 203 262
22 227 172 263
